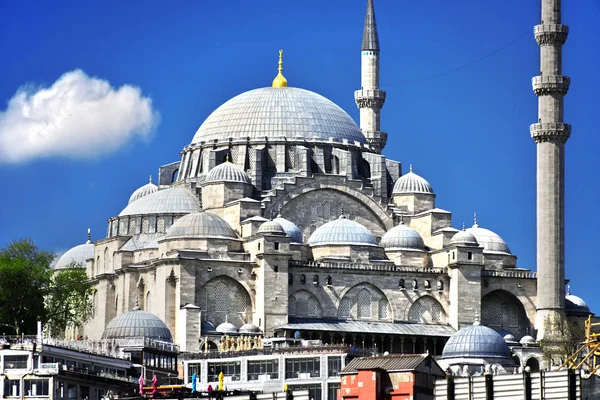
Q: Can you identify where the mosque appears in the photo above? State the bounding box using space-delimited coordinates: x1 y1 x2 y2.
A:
53 0 590 373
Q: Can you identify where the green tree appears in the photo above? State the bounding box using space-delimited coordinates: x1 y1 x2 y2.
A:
0 239 54 335
45 265 94 337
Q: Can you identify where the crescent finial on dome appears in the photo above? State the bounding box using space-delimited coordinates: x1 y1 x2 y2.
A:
272 49 288 88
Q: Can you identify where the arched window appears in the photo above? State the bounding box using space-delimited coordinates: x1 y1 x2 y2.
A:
424 280 431 290
288 273 293 286
307 297 319 317
288 297 297 316
437 280 444 291
115 295 119 312
172 169 179 182
103 248 109 272
146 291 151 312
129 219 136 235
214 282 230 312
96 256 101 274
357 289 372 319
232 292 247 313
92 291 97 318
399 279 405 289
408 296 446 324
378 298 389 320
300 274 306 285
339 298 351 319
326 276 332 286
196 288 208 311
482 291 527 336
313 275 319 286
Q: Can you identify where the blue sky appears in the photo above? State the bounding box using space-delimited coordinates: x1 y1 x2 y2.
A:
0 1 599 310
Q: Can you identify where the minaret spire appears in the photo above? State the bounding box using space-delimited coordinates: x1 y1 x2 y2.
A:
532 0 570 341
355 0 386 154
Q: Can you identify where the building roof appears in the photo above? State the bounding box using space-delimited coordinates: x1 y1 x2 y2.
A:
450 229 479 247
119 187 201 217
274 215 303 244
257 220 287 236
342 354 429 374
465 223 511 254
191 87 366 145
54 242 94 269
392 171 433 195
102 307 173 342
361 0 380 51
566 294 591 315
278 319 455 337
164 211 237 240
381 223 425 251
128 177 158 205
205 161 251 184
307 215 377 247
441 322 511 359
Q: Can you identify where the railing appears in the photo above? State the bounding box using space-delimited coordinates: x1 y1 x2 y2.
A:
289 260 446 274
115 337 179 353
42 338 131 360
481 269 537 279
181 345 350 360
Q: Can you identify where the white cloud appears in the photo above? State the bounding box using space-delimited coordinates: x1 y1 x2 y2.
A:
0 69 160 163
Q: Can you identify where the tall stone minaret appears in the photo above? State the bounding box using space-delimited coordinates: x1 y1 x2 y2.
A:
355 0 387 154
532 0 570 340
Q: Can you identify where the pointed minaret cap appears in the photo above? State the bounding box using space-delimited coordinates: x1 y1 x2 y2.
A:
361 0 380 51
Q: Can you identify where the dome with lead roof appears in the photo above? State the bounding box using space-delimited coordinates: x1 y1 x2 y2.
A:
239 323 261 334
565 290 591 315
257 220 287 236
442 321 511 359
205 161 251 185
392 169 433 195
119 187 201 217
164 211 237 240
274 215 303 244
128 177 158 205
308 215 377 247
102 306 173 342
54 242 94 269
191 87 366 145
450 230 479 247
381 223 425 250
466 223 511 254
216 321 238 334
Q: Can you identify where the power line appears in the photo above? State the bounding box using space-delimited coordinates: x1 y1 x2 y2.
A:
383 29 530 86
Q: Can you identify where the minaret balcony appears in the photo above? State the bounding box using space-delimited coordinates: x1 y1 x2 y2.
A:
532 75 570 96
534 24 569 46
354 89 386 109
530 122 571 144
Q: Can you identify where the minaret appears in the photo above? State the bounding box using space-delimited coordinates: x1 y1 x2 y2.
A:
531 0 570 340
354 0 387 154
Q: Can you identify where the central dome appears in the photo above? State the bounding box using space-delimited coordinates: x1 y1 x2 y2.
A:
191 87 366 145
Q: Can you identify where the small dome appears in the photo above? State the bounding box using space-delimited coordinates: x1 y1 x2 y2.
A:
392 170 433 195
239 323 261 334
257 220 287 236
503 334 517 343
274 215 303 244
201 320 215 333
450 230 479 247
128 177 158 205
216 321 238 334
520 335 536 345
442 322 512 359
307 215 377 247
54 242 94 269
466 224 511 254
164 211 237 240
119 187 201 217
566 294 591 315
205 161 251 185
102 307 172 342
381 223 425 250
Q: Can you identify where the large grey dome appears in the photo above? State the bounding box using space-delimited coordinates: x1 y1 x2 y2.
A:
274 215 303 244
257 220 287 236
191 87 366 145
450 230 479 247
54 242 94 269
164 212 237 240
392 171 433 194
442 322 511 359
566 294 591 315
466 224 511 254
308 216 377 247
128 178 158 205
380 223 425 250
102 308 173 342
205 161 251 184
119 187 201 217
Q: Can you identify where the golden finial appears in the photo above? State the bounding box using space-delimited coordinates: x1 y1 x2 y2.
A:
225 153 229 162
272 49 288 88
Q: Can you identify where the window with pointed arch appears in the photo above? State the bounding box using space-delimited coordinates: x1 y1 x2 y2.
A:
357 289 372 319
214 282 230 312
339 298 351 319
146 291 151 312
408 296 446 324
378 298 390 320
288 297 297 316
195 288 208 311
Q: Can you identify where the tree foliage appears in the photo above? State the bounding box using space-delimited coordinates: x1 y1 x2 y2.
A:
0 239 94 337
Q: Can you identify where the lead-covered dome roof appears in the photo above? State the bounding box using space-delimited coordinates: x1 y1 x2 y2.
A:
191 87 366 145
54 242 94 269
392 170 433 194
274 215 303 244
102 307 173 342
442 321 511 359
257 220 287 236
164 211 237 240
128 177 158 205
566 294 591 315
381 223 425 250
205 161 251 184
119 187 201 217
450 230 479 247
308 215 377 247
466 223 511 254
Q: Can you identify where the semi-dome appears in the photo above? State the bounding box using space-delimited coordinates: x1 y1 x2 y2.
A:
239 323 261 334
164 211 237 240
274 215 303 244
466 223 511 254
102 306 173 342
392 169 433 195
520 335 536 345
442 321 511 359
191 87 366 145
119 187 201 217
450 230 479 247
205 161 251 185
128 177 158 205
54 242 94 269
566 294 591 315
380 223 425 250
308 215 377 247
216 321 238 334
257 220 287 236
